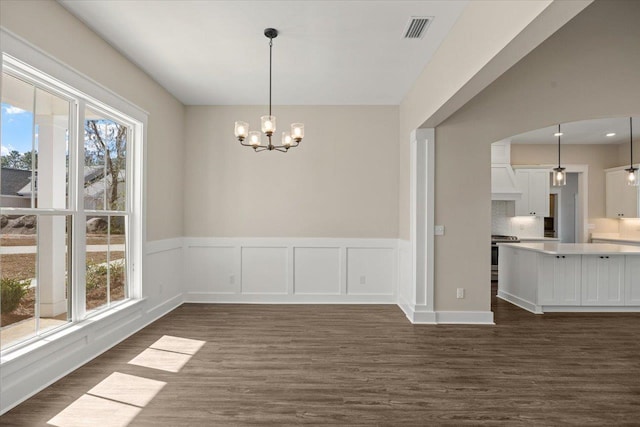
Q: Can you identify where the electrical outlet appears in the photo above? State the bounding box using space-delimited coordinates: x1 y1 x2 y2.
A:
434 225 445 236
456 288 465 299
360 276 366 285
229 274 235 285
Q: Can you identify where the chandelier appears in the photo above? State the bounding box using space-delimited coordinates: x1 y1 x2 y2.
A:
625 117 638 186
552 124 566 186
234 28 304 152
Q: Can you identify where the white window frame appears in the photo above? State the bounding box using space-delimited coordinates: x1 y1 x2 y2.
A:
0 28 146 354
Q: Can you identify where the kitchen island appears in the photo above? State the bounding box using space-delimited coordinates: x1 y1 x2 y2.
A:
498 242 640 313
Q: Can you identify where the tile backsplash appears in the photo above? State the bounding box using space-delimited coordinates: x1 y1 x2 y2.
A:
492 201 544 237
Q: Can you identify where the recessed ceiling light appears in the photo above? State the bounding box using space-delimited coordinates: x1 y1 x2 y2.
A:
554 132 563 137
606 132 616 137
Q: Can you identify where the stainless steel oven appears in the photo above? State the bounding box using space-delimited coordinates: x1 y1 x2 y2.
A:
491 235 519 281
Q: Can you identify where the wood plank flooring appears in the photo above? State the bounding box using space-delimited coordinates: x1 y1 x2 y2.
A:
2 289 640 426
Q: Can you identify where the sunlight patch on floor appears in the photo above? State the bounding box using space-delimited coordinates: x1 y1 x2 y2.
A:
127 348 192 373
128 335 206 372
87 372 166 407
46 335 205 426
150 335 206 355
47 394 141 427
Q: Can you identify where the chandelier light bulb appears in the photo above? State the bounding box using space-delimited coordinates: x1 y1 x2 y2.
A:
291 123 304 142
261 115 276 136
249 131 261 146
235 121 249 141
282 132 292 147
629 171 636 182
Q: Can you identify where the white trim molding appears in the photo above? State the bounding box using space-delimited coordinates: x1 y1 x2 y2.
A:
406 128 436 323
435 311 495 325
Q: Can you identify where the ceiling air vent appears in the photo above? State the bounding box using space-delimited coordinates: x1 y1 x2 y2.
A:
403 16 432 39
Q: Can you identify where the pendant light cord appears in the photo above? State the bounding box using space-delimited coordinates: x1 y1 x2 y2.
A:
269 37 273 117
557 124 561 168
631 117 634 168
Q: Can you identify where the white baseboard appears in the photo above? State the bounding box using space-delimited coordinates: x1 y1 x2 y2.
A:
184 292 395 304
435 311 495 325
497 290 542 314
397 298 437 324
542 305 640 312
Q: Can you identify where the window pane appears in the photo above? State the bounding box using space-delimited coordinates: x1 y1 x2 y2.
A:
86 215 109 311
0 214 70 350
1 215 37 348
84 109 127 211
1 73 35 209
86 214 128 313
34 88 70 209
109 215 126 304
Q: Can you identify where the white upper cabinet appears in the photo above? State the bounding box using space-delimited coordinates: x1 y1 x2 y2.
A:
515 169 550 216
606 169 639 218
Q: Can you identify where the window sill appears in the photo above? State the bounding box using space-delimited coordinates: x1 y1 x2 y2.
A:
1 298 146 365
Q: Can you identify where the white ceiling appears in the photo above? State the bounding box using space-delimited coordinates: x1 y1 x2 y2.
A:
510 117 640 145
58 0 468 106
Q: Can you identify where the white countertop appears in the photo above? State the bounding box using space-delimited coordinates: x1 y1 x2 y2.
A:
518 237 559 242
590 236 640 245
499 242 640 255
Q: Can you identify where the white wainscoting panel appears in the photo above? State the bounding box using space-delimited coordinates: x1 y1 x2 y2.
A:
183 238 397 303
187 246 238 294
347 248 395 295
294 247 341 295
241 247 288 294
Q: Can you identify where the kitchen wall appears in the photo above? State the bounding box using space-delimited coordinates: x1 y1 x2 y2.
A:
184 105 399 238
427 0 640 313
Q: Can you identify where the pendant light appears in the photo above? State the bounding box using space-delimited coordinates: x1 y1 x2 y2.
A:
234 28 304 152
552 124 566 186
625 117 638 186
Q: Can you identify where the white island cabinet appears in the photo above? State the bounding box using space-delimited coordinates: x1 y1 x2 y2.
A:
498 242 640 313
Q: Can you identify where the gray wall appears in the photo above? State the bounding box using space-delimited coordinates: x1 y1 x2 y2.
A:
184 105 399 238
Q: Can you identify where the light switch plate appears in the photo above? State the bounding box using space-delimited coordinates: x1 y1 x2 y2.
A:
434 225 445 236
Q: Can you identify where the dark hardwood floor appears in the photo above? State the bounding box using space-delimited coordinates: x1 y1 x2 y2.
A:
2 286 640 426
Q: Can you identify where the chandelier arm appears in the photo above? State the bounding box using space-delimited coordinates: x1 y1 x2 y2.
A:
273 147 289 153
254 146 269 152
